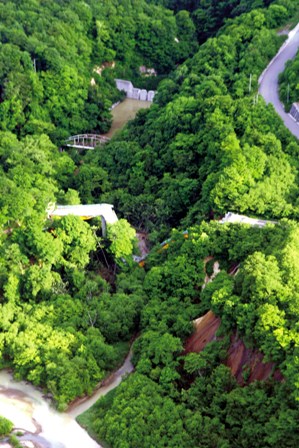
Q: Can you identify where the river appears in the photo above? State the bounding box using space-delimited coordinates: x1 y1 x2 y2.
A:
0 352 133 448
105 99 151 138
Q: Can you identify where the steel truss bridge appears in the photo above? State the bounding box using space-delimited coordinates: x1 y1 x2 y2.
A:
64 134 110 149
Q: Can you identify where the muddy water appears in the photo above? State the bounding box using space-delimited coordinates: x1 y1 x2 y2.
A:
0 370 101 448
105 99 151 138
0 351 133 448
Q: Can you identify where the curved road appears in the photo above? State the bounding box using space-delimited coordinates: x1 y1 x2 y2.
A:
259 23 299 139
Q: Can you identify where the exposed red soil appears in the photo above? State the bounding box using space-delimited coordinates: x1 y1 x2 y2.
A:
225 334 283 384
184 311 221 353
185 311 283 384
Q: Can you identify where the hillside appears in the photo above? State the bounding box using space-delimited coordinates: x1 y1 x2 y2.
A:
1 0 299 447
0 0 197 143
76 1 299 236
74 1 299 447
184 310 283 384
80 220 299 447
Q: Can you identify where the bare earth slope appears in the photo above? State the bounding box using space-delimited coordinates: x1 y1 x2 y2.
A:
185 311 283 384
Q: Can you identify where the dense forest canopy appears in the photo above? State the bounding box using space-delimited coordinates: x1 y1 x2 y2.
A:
0 0 197 143
75 0 299 237
148 0 277 41
1 0 299 447
79 219 299 447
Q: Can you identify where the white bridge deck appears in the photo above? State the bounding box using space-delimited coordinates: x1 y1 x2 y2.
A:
47 204 118 223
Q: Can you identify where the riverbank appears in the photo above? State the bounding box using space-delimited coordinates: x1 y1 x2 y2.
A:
77 389 115 448
68 348 134 419
69 342 136 447
0 370 101 448
0 339 134 448
0 92 147 448
0 344 134 448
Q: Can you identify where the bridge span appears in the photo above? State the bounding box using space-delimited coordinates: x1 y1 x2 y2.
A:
64 134 110 149
47 203 118 236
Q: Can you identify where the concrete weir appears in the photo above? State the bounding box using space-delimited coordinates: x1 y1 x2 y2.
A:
115 79 156 102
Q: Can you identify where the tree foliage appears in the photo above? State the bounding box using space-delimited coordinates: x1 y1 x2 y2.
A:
0 0 199 143
0 416 13 436
77 3 299 235
1 0 299 447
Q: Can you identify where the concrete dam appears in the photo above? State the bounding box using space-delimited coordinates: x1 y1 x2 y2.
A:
115 79 156 102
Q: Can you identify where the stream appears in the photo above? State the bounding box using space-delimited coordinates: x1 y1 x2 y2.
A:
0 352 133 448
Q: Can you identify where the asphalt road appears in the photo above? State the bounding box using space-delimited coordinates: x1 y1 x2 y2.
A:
259 24 299 139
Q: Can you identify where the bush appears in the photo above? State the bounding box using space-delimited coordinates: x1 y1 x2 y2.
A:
0 416 13 436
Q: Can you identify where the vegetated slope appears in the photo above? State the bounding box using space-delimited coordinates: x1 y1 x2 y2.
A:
0 131 145 411
76 2 299 447
148 0 278 42
86 0 198 75
83 221 299 447
0 0 199 412
0 0 113 142
184 310 283 384
0 0 197 143
76 0 299 236
1 2 299 447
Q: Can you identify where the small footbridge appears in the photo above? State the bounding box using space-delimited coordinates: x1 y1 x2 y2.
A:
64 134 110 150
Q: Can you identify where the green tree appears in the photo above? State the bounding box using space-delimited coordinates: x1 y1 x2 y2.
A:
107 219 137 260
0 416 13 436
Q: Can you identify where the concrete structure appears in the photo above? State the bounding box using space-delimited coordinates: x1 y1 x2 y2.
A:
139 89 148 101
115 79 133 94
64 134 110 149
290 103 299 122
115 79 156 102
147 90 155 102
131 87 141 100
219 212 277 228
47 203 118 236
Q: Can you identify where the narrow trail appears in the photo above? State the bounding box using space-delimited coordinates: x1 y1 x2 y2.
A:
259 23 299 139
